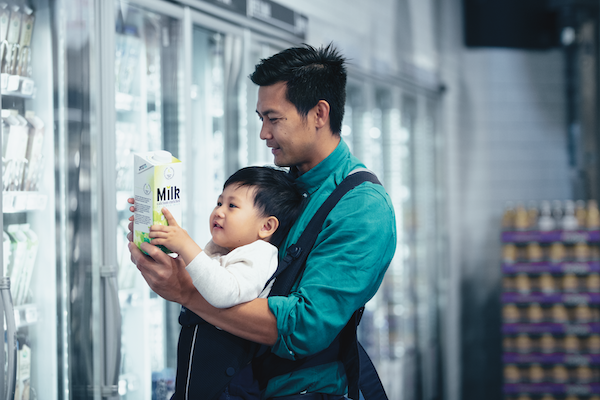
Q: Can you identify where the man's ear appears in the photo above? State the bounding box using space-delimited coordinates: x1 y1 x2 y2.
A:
258 216 279 240
313 100 331 129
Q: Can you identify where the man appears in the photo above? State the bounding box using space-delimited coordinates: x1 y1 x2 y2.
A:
128 43 396 399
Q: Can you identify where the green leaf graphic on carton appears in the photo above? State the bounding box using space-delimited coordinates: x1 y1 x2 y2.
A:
153 208 168 226
134 230 171 254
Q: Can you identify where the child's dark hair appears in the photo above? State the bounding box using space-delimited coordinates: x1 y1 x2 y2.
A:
224 166 305 248
249 43 347 135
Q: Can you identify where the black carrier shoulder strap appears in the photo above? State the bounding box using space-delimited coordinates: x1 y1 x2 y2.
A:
254 170 389 400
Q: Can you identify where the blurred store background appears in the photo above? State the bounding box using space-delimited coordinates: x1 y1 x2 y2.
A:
0 0 597 399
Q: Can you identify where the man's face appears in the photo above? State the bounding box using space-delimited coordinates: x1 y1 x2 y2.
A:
256 81 321 173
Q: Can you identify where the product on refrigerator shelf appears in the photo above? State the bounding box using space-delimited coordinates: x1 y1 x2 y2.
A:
573 242 589 261
539 333 555 354
574 304 592 323
502 276 514 292
2 109 29 191
526 201 539 231
526 303 544 323
16 6 33 78
549 303 569 323
549 241 565 263
538 273 555 293
563 334 580 353
502 202 516 231
575 200 587 229
515 333 532 353
503 303 520 323
586 273 600 292
14 343 31 400
561 200 579 231
528 363 545 383
515 273 531 294
575 365 593 383
588 334 600 353
0 3 9 73
24 112 44 191
551 364 569 383
552 200 564 225
514 202 528 231
502 243 517 263
561 273 579 292
504 364 521 383
133 150 182 254
537 201 555 231
16 224 38 305
526 242 543 262
4 5 21 76
6 224 27 300
587 199 600 230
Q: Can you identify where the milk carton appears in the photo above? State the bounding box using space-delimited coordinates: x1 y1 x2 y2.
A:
133 150 182 254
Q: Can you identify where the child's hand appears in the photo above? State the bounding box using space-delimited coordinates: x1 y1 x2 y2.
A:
149 208 202 265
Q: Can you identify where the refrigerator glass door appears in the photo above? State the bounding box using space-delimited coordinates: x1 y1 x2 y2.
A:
114 3 183 399
1 0 61 399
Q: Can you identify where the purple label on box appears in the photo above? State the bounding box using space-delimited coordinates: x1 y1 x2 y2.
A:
504 383 600 394
503 352 600 365
502 230 600 243
501 292 600 304
502 262 600 274
502 323 600 334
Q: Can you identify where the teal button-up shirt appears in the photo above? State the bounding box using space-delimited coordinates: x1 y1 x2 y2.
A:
264 139 397 397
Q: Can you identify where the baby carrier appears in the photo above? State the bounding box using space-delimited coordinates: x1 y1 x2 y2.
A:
172 170 388 400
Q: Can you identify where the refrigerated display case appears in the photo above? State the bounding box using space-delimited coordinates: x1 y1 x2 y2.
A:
1 1 59 399
112 2 185 399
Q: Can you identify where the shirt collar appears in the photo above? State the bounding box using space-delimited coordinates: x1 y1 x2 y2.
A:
294 138 350 196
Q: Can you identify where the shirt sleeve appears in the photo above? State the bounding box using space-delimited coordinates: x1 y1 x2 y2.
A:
268 183 397 360
186 240 279 308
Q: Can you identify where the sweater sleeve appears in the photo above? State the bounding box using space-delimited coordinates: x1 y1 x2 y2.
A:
186 240 279 308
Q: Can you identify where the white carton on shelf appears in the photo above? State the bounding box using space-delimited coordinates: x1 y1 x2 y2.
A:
133 150 182 254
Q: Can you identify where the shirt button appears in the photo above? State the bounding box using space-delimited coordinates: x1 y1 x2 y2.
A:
226 367 236 376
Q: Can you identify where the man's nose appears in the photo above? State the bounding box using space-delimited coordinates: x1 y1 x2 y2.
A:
259 123 271 140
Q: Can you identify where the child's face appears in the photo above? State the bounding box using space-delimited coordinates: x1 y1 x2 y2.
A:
209 184 268 251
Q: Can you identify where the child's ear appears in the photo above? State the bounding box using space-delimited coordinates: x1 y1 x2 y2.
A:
258 216 279 240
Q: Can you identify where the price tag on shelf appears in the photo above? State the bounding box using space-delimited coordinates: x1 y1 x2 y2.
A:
0 73 8 89
2 192 15 212
20 78 34 96
12 192 27 212
6 74 20 92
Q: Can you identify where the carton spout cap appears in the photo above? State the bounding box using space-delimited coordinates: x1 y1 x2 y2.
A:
151 150 172 164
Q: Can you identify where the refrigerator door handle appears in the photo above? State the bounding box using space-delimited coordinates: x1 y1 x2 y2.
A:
0 277 17 400
101 265 121 399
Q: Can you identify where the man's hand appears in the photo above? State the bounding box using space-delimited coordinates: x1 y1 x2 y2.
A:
128 240 196 305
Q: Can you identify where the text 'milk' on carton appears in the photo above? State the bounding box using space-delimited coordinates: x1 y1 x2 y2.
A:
134 150 182 254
